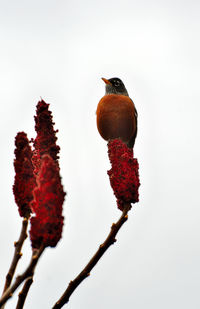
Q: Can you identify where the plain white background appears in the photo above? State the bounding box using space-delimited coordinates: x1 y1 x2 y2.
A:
0 0 200 308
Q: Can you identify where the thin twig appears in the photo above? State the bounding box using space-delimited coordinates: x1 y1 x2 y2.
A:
0 246 44 308
1 217 29 296
52 203 132 309
15 277 33 309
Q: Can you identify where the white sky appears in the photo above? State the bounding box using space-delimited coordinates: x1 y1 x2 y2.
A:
0 0 200 308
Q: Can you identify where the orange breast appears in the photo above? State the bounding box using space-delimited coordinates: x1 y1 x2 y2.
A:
96 94 136 143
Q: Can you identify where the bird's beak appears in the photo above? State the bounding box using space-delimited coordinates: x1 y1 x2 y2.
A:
101 77 111 85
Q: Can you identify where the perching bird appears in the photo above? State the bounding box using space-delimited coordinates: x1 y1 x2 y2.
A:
96 77 137 148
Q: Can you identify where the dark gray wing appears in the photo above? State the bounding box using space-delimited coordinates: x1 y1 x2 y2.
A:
127 105 138 148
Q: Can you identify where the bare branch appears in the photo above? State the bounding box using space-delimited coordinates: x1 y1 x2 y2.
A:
15 277 33 309
1 217 29 296
52 203 132 309
0 246 44 308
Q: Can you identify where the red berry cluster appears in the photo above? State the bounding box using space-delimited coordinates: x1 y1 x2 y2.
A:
13 100 65 249
32 100 60 176
107 139 140 211
13 132 36 218
30 155 65 248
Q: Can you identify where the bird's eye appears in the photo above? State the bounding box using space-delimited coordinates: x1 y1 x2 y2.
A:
114 81 120 87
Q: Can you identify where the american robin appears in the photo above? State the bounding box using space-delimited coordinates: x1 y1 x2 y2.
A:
96 77 137 148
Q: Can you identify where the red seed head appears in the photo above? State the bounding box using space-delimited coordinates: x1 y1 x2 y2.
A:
107 139 140 211
32 100 60 176
13 132 36 218
30 155 66 249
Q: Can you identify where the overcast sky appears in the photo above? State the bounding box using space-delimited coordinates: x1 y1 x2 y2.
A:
0 0 200 308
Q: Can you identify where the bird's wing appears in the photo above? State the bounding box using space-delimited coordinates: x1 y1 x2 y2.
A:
127 103 138 148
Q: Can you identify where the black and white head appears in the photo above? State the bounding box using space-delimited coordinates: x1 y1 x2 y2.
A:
102 77 129 96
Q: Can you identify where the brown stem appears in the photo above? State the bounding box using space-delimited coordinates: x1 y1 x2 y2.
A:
0 246 44 308
1 217 29 296
15 277 33 309
52 203 132 309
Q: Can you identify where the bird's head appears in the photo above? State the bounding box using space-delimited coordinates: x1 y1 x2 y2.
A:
102 77 129 96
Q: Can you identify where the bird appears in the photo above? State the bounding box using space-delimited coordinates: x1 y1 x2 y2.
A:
96 77 138 148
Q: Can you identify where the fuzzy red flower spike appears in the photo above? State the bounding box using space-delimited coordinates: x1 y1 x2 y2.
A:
30 155 66 249
13 132 36 218
32 99 60 176
107 139 140 211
